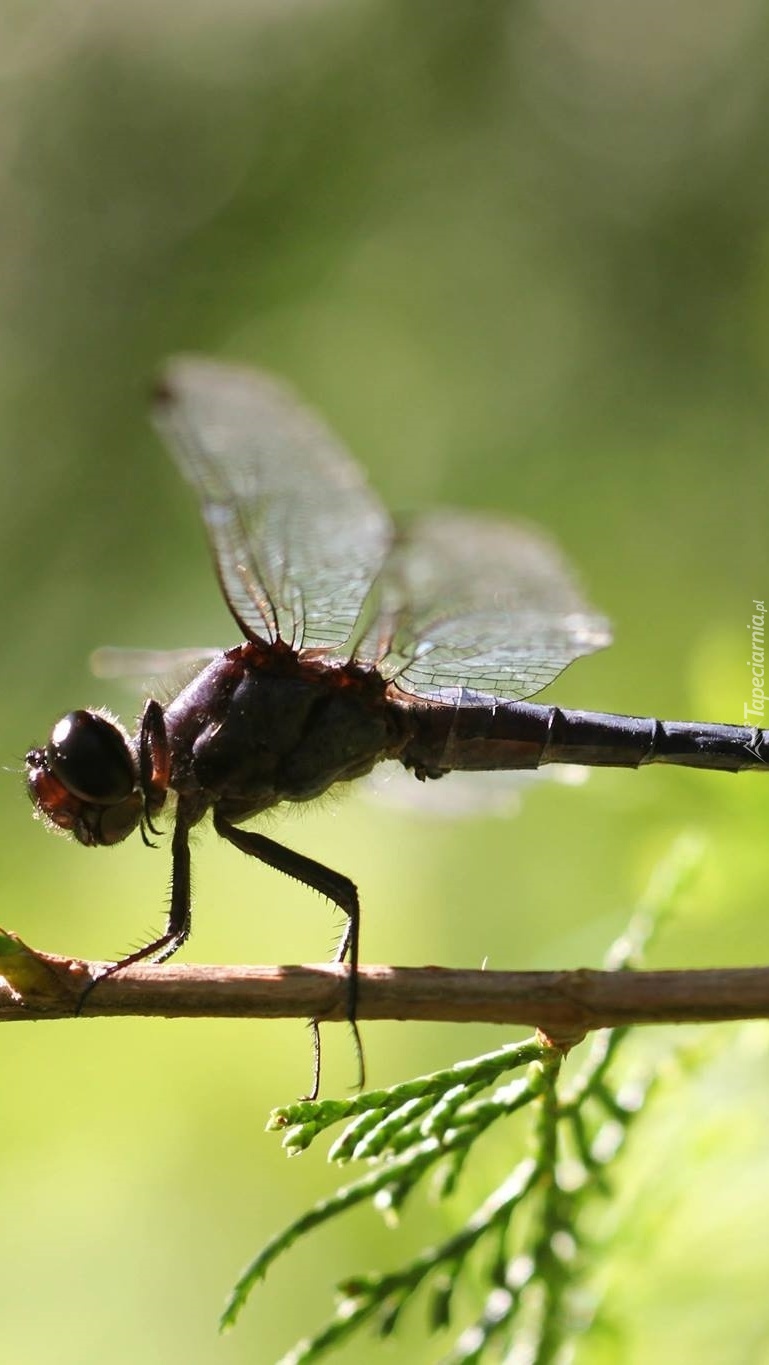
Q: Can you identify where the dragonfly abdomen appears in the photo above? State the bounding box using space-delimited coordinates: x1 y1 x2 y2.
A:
401 699 769 775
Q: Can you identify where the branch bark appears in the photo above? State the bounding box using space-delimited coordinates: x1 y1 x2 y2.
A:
2 932 769 1041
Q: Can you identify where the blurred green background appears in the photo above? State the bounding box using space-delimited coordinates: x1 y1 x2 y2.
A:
3 2 769 1360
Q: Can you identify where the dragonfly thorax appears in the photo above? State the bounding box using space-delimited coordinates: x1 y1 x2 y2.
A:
163 645 404 821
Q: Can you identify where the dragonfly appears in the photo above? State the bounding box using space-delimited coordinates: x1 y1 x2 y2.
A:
26 357 769 1091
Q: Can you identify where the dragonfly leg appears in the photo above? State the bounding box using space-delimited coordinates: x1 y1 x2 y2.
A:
213 809 363 1097
77 797 195 1011
138 698 171 838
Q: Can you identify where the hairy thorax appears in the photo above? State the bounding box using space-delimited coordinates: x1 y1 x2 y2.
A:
162 642 411 822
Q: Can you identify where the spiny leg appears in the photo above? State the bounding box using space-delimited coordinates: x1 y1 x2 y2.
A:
213 808 364 1098
77 797 195 1011
138 698 172 837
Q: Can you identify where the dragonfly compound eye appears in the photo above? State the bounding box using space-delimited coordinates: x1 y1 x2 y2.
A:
44 710 136 805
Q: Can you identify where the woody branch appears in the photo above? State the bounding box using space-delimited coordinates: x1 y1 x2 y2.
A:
2 937 769 1044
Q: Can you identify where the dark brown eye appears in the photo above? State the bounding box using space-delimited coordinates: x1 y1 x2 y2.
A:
45 710 136 805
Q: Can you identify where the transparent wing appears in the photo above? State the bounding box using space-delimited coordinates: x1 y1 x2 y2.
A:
365 760 588 819
152 357 393 651
359 510 611 702
89 646 225 701
90 646 222 679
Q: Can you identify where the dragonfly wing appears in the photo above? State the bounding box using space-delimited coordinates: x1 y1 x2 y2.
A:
90 646 223 679
365 759 588 819
363 509 611 702
152 357 393 650
88 646 226 700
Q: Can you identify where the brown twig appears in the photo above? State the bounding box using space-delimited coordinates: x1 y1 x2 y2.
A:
2 933 769 1037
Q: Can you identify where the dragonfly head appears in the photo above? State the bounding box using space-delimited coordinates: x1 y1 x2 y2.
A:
26 710 143 848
